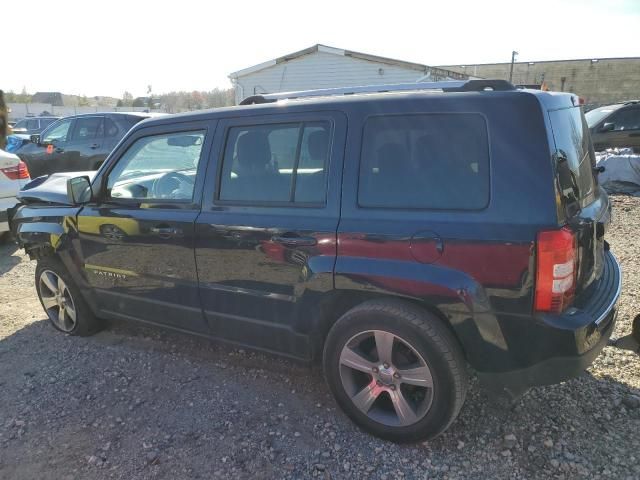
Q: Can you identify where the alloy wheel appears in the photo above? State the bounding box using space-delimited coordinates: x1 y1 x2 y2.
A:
339 330 434 427
38 270 77 332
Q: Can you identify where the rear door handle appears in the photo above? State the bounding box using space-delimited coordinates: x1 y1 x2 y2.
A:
90 143 100 149
55 147 64 153
271 235 317 247
629 132 640 137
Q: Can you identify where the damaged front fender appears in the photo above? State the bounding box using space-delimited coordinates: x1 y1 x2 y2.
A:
11 205 81 257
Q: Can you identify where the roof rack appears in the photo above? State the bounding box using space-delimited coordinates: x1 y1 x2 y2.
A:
239 79 516 105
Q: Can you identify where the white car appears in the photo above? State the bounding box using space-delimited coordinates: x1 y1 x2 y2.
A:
0 149 30 237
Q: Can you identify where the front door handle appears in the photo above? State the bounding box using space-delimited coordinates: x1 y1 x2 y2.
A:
629 132 640 137
271 235 317 247
90 143 100 149
55 147 64 153
150 226 181 238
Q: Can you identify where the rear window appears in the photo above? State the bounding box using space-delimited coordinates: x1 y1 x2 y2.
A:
549 107 597 209
358 114 490 210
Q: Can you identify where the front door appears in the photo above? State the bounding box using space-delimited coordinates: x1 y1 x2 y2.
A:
76 121 213 333
595 106 640 150
60 115 104 172
22 117 74 178
195 112 346 357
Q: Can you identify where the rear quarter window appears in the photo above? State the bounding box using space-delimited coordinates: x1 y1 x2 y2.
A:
358 113 490 210
549 107 596 208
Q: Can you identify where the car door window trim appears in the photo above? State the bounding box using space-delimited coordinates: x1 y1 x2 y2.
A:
214 117 334 208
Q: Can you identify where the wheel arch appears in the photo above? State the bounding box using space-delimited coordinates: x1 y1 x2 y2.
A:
304 289 466 364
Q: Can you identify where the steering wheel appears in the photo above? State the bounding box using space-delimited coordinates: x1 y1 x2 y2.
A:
151 171 195 199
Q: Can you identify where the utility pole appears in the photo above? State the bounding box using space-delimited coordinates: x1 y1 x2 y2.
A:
509 51 519 83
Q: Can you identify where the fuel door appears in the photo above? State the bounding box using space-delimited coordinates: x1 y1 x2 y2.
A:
409 230 444 264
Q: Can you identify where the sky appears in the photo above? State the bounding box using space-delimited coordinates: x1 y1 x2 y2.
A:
4 0 639 98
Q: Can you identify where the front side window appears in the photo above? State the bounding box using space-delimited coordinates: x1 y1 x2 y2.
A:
608 108 640 131
42 119 73 144
585 106 618 128
358 114 490 210
71 117 103 141
218 121 330 204
40 118 57 128
107 131 205 201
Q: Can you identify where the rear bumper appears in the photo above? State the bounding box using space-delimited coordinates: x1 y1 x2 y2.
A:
0 196 19 233
479 251 621 393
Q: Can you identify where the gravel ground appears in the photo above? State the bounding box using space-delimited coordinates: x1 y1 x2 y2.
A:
0 196 639 480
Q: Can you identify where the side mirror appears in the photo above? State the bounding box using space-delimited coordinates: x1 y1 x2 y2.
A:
30 134 41 145
599 123 615 133
67 176 93 205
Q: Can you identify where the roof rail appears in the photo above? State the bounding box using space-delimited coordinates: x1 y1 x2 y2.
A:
239 79 516 105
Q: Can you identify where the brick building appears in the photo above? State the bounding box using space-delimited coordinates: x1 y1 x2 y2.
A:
438 57 640 106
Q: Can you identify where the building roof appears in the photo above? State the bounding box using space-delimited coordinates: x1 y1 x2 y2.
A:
229 44 468 81
32 92 64 106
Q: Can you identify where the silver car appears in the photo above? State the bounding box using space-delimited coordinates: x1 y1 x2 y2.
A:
0 149 30 237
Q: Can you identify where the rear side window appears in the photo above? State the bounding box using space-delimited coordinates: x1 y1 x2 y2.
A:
102 118 119 137
218 121 330 204
549 107 596 209
358 114 490 209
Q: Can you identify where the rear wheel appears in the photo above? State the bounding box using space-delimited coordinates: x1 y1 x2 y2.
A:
323 299 467 442
35 257 102 336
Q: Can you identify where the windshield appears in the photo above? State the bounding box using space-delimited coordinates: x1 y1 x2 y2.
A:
585 105 620 128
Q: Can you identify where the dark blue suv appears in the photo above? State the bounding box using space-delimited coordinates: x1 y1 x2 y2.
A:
10 80 621 442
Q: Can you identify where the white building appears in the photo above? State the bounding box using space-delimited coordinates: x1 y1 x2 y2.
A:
229 44 470 105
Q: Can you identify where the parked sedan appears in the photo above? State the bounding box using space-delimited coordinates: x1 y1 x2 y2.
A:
0 149 30 238
17 112 155 178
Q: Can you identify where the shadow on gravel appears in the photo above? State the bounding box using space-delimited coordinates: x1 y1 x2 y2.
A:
2 317 640 479
0 241 20 276
611 334 640 353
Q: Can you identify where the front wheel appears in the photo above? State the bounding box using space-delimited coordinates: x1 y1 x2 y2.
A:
323 299 467 442
36 257 102 336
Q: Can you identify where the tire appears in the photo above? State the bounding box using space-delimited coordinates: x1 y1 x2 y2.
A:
35 256 103 336
323 299 467 443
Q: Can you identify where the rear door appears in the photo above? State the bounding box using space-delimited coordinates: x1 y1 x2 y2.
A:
549 106 609 292
195 112 346 357
76 120 213 333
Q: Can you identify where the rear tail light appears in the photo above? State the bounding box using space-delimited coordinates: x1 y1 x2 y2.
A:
0 160 30 180
534 227 577 313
